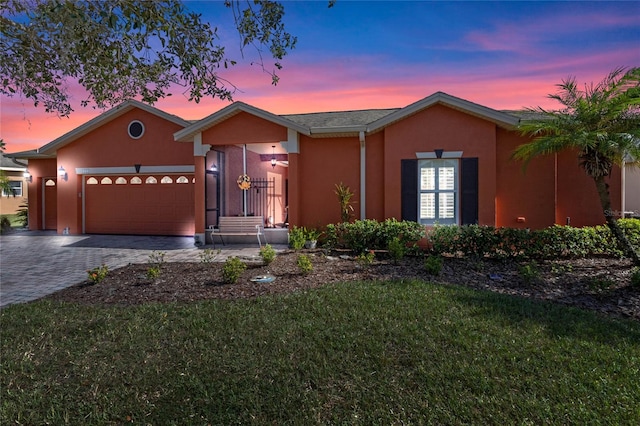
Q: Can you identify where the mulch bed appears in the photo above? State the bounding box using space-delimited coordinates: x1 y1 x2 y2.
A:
48 250 639 321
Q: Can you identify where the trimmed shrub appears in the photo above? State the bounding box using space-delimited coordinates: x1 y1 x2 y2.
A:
222 257 246 284
288 226 306 250
297 254 313 274
424 255 443 276
259 244 276 265
87 264 109 284
518 261 540 284
387 237 406 264
356 250 375 267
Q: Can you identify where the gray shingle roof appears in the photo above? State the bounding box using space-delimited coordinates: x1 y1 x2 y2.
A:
0 154 27 169
501 109 547 121
282 108 400 128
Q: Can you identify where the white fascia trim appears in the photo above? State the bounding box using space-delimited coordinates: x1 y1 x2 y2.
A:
193 132 210 157
0 166 27 172
76 165 195 175
4 150 54 160
281 128 300 154
416 151 463 159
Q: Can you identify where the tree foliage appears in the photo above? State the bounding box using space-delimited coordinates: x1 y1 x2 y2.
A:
513 67 640 264
0 0 297 116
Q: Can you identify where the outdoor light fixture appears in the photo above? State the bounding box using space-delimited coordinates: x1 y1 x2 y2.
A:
271 145 277 168
23 171 32 183
57 166 67 181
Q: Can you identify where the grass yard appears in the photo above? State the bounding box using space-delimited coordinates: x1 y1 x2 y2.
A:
2 280 639 424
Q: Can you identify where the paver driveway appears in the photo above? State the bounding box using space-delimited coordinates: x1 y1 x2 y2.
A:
0 231 269 308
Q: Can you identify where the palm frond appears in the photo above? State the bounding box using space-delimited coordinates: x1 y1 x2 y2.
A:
515 67 640 172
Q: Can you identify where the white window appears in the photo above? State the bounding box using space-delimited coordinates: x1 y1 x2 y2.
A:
2 180 22 197
419 159 459 225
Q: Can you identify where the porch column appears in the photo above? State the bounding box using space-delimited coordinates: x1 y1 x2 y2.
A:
193 133 210 245
282 128 300 226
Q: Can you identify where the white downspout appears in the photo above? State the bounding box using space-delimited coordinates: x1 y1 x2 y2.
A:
359 131 366 220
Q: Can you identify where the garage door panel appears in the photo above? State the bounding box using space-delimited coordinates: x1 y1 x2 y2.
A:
85 175 195 236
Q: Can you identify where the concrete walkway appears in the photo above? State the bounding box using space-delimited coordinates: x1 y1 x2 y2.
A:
0 231 285 309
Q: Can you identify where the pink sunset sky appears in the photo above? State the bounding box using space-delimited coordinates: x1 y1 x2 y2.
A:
1 0 639 154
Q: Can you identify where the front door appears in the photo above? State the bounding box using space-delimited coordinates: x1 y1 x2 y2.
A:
43 178 57 230
205 170 221 228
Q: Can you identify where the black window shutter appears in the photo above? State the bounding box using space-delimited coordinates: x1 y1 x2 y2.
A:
401 159 418 221
461 157 478 225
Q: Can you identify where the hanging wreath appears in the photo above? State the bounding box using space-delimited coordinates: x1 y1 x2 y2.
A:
237 174 251 190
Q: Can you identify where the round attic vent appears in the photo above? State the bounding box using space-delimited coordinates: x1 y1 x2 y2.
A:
128 120 145 139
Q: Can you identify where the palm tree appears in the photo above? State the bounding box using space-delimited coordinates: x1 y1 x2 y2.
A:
513 67 640 265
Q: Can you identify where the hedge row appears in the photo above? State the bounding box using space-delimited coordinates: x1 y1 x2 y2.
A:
427 219 640 259
324 219 425 254
321 218 640 260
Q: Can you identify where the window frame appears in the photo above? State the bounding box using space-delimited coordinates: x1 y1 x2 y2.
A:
418 159 459 225
2 180 23 197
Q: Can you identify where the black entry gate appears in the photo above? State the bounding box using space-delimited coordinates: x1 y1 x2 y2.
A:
246 177 275 224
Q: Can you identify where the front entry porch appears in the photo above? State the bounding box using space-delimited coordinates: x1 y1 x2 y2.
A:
199 143 289 246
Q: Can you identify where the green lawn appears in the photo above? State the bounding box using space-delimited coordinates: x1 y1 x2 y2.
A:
2 280 639 424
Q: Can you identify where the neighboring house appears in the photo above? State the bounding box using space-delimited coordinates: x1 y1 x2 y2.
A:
0 153 28 216
7 92 634 242
625 163 640 218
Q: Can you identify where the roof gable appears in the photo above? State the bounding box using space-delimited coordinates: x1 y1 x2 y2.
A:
174 101 309 142
368 92 520 132
36 100 191 155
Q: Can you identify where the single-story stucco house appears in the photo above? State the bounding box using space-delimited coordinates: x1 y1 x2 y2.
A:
7 92 639 243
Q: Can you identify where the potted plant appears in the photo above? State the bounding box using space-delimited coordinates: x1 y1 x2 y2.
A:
303 227 322 249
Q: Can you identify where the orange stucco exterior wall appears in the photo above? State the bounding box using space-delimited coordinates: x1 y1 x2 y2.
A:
296 135 361 226
364 131 386 221
495 128 556 229
203 112 288 145
24 158 57 230
556 150 621 227
382 104 498 224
